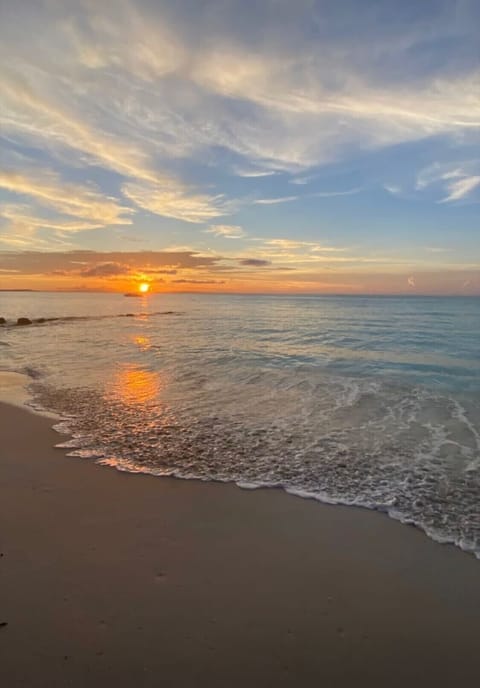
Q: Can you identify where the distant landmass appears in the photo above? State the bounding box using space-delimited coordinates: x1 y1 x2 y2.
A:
0 289 36 292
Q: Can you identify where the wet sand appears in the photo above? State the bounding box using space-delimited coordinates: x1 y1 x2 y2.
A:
0 401 479 687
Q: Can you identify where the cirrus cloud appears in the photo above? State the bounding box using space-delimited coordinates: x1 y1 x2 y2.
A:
122 182 237 223
0 169 133 226
206 224 246 238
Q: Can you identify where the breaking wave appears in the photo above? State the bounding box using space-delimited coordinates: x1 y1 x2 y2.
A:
30 365 480 559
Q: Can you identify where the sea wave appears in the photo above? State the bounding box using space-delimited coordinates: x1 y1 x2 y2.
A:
27 369 480 561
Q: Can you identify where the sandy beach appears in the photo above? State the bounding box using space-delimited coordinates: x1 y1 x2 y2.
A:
1 401 479 687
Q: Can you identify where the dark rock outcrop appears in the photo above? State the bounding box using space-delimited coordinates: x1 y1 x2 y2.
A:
0 317 6 325
16 317 32 326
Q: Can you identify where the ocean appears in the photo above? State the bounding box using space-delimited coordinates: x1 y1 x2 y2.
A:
1 292 479 557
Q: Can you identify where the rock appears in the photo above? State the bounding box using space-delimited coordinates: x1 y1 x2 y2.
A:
16 317 32 326
34 318 46 323
0 622 8 628
0 317 6 325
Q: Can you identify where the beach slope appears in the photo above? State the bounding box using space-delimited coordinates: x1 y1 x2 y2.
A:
1 402 479 687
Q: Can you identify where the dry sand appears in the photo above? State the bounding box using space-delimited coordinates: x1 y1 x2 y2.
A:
0 401 479 687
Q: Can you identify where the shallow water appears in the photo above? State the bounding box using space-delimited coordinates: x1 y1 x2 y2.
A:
1 292 479 556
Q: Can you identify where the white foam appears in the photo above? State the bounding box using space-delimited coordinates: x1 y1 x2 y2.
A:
27 365 480 561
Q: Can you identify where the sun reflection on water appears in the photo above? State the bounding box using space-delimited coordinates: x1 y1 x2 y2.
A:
111 366 162 405
134 335 150 351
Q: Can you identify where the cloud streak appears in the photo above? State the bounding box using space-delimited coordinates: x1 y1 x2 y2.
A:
416 162 480 204
0 205 107 233
440 176 480 203
206 224 246 238
122 182 236 223
0 170 133 226
254 196 299 205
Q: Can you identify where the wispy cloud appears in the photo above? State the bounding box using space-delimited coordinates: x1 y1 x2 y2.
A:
416 162 480 204
254 196 298 205
263 239 345 252
232 166 278 178
440 176 480 203
0 170 133 226
384 184 402 196
311 187 361 199
254 189 359 206
0 205 106 233
206 224 246 238
417 164 467 190
1 70 159 183
122 182 236 223
0 231 75 251
289 174 317 186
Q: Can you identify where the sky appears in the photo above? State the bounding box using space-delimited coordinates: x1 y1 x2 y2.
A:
0 0 479 294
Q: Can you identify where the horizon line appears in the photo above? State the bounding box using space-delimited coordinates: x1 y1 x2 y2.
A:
2 289 479 298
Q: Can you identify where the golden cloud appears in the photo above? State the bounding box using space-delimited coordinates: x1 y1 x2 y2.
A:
0 170 133 226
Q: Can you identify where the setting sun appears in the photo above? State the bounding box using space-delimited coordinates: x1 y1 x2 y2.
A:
138 282 150 293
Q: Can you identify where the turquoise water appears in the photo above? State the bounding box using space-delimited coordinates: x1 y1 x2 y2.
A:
1 293 479 555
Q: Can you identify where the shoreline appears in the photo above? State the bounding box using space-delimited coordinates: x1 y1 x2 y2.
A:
20 381 479 562
1 401 480 686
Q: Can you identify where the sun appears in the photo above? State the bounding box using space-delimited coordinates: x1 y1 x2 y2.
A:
138 282 150 293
